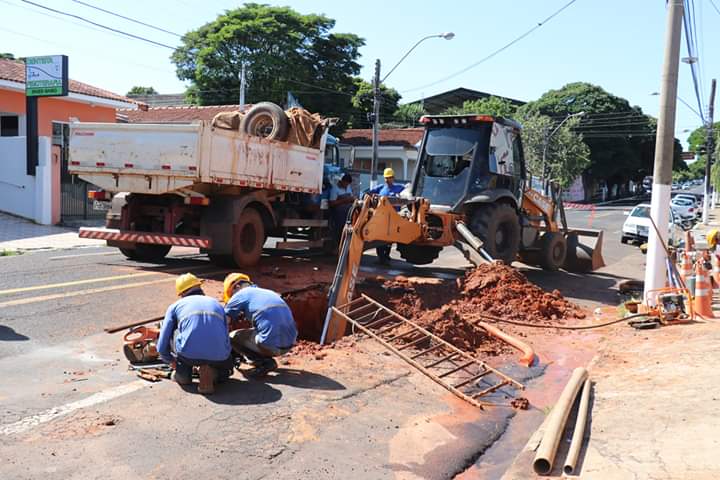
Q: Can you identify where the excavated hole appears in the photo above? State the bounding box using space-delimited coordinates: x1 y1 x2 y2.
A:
283 284 329 342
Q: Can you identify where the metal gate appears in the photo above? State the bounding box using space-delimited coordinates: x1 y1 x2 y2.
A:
55 122 105 221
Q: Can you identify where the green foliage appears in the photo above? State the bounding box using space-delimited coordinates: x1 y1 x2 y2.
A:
348 78 401 128
127 86 158 96
392 103 426 126
712 160 720 190
519 113 591 188
442 96 518 117
687 122 720 152
172 3 364 129
0 53 17 60
674 159 705 182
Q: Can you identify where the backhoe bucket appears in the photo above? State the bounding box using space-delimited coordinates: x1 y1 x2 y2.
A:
563 229 605 272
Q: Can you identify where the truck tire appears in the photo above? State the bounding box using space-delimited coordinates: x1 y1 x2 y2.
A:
208 253 236 267
469 203 520 265
397 244 442 265
240 102 289 141
120 244 171 262
232 208 265 266
538 232 567 271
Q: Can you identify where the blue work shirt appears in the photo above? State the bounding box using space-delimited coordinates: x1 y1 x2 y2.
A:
157 294 231 364
369 182 405 197
224 285 297 350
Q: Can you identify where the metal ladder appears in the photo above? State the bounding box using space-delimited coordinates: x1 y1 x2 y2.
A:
331 294 524 409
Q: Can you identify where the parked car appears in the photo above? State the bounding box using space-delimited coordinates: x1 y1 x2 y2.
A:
682 183 692 190
671 182 680 190
621 204 684 246
670 196 697 223
673 193 702 218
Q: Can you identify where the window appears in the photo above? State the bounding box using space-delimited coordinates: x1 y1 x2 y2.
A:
630 206 650 218
0 116 19 136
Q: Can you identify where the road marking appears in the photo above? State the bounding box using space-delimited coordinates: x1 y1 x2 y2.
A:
0 381 148 436
0 269 225 309
0 265 210 296
49 251 120 260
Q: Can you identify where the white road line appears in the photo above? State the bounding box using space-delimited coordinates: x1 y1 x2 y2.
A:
0 381 148 436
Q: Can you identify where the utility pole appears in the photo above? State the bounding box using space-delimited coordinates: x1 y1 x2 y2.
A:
644 0 684 300
370 59 381 189
703 78 716 225
239 63 246 109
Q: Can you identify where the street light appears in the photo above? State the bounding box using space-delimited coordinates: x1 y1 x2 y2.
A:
369 32 455 187
540 111 585 186
650 91 702 120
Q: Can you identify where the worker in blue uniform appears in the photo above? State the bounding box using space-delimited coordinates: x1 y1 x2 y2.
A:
223 273 298 378
157 273 233 395
368 167 405 264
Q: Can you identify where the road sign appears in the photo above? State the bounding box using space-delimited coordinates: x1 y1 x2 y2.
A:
25 55 68 97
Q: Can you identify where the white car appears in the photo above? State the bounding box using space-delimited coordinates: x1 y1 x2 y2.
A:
673 193 702 218
621 204 683 246
670 196 697 221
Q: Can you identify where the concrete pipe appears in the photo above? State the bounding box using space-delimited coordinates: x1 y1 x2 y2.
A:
532 367 588 475
564 378 592 475
477 321 536 367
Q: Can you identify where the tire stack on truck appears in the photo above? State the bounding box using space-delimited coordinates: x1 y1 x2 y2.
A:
70 102 333 266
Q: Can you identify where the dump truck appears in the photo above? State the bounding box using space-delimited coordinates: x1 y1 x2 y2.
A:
69 103 334 265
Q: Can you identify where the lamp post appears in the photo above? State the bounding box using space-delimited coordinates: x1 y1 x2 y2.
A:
369 32 454 188
540 111 585 187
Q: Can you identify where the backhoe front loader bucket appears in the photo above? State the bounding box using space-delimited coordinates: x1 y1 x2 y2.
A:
563 229 605 272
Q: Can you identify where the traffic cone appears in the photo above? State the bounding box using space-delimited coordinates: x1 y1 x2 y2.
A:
693 261 716 319
712 253 720 288
679 253 694 285
684 231 695 253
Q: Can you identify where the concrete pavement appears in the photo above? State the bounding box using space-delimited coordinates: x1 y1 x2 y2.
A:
0 212 103 252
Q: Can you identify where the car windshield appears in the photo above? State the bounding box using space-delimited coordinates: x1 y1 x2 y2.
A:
672 198 691 206
630 206 650 218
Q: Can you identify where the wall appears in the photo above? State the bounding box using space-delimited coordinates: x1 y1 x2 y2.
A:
0 136 53 224
0 89 116 135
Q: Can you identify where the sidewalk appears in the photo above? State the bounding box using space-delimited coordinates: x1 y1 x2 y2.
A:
502 206 720 479
0 212 103 252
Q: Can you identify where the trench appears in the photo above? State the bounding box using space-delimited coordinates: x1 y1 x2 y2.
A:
282 284 329 342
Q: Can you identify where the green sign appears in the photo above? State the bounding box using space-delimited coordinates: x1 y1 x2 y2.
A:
25 55 68 97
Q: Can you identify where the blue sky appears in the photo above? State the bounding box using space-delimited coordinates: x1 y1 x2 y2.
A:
1 0 717 145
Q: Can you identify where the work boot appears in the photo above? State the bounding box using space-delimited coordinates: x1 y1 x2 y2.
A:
197 365 215 394
247 358 278 379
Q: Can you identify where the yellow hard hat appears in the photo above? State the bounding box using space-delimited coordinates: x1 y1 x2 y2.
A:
223 272 252 303
383 168 395 178
707 229 719 248
175 273 202 296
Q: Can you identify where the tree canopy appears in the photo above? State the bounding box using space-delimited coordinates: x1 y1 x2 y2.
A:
442 96 518 118
348 78 401 128
171 3 364 129
127 86 158 96
392 103 426 127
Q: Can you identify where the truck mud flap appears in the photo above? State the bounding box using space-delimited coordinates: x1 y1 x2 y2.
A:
79 227 212 249
563 229 605 272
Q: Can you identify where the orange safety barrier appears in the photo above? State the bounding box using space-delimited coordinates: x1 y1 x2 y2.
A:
693 261 716 319
477 321 536 367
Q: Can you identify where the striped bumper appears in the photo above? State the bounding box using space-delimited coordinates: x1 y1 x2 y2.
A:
79 227 212 249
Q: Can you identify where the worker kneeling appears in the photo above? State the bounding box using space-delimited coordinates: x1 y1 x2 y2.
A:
158 273 234 395
224 273 297 378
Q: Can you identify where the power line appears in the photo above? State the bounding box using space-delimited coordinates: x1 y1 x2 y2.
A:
71 0 182 38
19 0 177 50
710 0 720 16
401 0 581 94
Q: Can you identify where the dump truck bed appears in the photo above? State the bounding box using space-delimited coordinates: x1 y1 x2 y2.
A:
68 121 325 195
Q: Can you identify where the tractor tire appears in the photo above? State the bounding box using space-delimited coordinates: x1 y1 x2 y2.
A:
469 203 521 265
232 208 265 267
538 232 567 271
121 244 171 262
397 244 442 265
240 102 289 141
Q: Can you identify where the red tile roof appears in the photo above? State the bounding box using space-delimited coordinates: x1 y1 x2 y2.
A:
340 128 424 148
118 105 246 123
0 58 137 105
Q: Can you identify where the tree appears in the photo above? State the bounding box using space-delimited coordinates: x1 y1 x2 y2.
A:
171 4 364 129
519 113 590 188
0 53 17 60
127 86 158 96
347 78 401 128
442 96 518 117
392 103 426 126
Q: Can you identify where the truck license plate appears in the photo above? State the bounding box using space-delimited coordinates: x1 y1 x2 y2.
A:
93 200 110 211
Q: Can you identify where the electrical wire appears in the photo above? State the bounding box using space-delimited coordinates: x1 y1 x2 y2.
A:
474 312 648 330
401 0 581 94
19 0 177 50
70 0 183 38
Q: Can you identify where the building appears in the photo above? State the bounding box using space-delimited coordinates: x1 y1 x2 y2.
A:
0 58 138 224
339 128 424 184
117 104 241 123
407 87 525 115
125 93 187 107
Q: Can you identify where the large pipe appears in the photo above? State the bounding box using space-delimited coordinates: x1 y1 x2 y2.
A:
476 321 536 367
533 367 588 475
564 378 592 475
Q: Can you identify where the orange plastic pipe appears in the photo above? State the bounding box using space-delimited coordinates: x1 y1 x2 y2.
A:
477 321 536 367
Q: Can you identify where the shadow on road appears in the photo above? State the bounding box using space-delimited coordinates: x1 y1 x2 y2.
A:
0 325 29 341
181 377 283 405
521 267 626 306
263 368 346 391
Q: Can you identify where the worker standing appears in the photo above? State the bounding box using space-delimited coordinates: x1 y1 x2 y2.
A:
157 273 233 395
329 173 356 245
223 273 297 378
368 167 405 264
